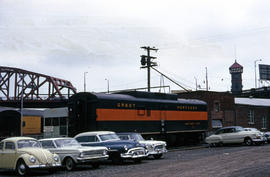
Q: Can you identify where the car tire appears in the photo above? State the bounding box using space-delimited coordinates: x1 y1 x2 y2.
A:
64 157 76 171
16 159 28 176
244 137 253 146
92 163 100 169
153 154 163 159
111 154 123 165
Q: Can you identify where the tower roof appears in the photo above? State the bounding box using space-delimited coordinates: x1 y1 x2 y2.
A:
230 60 243 69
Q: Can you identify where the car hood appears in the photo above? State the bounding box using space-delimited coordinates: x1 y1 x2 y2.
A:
101 140 142 149
60 146 107 151
138 140 166 146
18 148 55 164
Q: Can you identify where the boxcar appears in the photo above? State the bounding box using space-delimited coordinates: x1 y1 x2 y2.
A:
68 91 208 145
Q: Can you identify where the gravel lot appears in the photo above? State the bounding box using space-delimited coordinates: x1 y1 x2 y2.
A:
1 144 270 177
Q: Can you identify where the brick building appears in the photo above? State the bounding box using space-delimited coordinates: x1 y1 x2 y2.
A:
235 97 270 131
177 91 235 132
177 91 270 132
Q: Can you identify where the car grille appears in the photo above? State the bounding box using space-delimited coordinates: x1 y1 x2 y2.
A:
130 148 146 155
154 145 164 151
83 150 104 156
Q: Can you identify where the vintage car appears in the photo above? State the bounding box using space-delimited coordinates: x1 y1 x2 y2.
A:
39 137 108 171
0 137 61 176
263 132 270 143
117 132 167 159
205 126 265 146
74 131 148 164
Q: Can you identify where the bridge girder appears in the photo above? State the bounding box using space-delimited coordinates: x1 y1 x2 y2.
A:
0 66 77 102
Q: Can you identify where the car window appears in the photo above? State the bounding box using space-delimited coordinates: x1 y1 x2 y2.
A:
0 142 3 150
223 128 234 133
17 140 41 148
76 136 99 143
40 140 56 148
118 135 129 140
215 129 224 135
55 139 81 147
99 134 120 141
5 142 15 150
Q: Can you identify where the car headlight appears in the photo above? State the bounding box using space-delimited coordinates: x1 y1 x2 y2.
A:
53 154 60 162
79 153 84 158
29 156 36 163
103 150 107 156
124 145 128 151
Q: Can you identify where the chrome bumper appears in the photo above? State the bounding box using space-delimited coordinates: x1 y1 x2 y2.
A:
120 148 147 159
77 155 109 163
147 148 167 155
28 163 61 169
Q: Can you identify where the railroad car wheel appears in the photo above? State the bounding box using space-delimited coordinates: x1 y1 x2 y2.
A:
64 157 76 171
92 163 100 169
244 137 253 146
153 154 163 159
16 159 28 176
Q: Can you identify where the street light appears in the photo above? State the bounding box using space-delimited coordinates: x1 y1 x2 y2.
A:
105 78 109 93
19 75 24 136
254 59 262 88
84 72 88 92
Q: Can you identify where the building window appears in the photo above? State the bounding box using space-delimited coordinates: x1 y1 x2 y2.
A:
262 116 267 129
214 102 220 112
248 109 254 124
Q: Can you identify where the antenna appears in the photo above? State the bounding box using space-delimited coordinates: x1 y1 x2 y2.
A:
234 45 237 59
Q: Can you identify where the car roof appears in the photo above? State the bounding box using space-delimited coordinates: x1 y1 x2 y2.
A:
75 131 116 137
1 136 36 143
219 126 243 129
39 137 75 141
117 132 139 135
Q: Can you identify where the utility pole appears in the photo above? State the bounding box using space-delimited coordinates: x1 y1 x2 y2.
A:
84 72 88 92
140 46 158 92
205 67 209 91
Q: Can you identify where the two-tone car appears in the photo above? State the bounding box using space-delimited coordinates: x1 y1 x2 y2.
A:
0 137 61 176
74 131 148 164
205 126 266 146
117 132 167 159
39 137 108 171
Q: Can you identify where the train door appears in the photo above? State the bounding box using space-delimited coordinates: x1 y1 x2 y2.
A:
160 105 167 134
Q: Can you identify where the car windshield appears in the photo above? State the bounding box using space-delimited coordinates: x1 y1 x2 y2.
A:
54 139 81 148
130 134 145 141
99 134 120 141
17 139 42 149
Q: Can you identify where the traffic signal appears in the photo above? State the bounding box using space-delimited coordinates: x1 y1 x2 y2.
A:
140 55 147 66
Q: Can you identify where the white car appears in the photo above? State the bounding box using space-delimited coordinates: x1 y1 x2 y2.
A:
0 137 61 176
117 132 167 159
39 137 108 171
205 126 265 146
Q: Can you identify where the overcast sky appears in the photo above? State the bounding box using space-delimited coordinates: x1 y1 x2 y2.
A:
1 0 270 93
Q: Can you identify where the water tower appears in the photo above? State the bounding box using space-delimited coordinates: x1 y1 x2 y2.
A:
229 60 243 95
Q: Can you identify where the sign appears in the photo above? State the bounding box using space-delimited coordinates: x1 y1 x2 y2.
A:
22 116 41 135
259 64 270 81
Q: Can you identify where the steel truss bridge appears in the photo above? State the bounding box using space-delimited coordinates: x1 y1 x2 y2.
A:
0 66 77 108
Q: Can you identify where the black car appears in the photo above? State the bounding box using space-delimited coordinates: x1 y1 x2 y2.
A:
74 131 147 164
